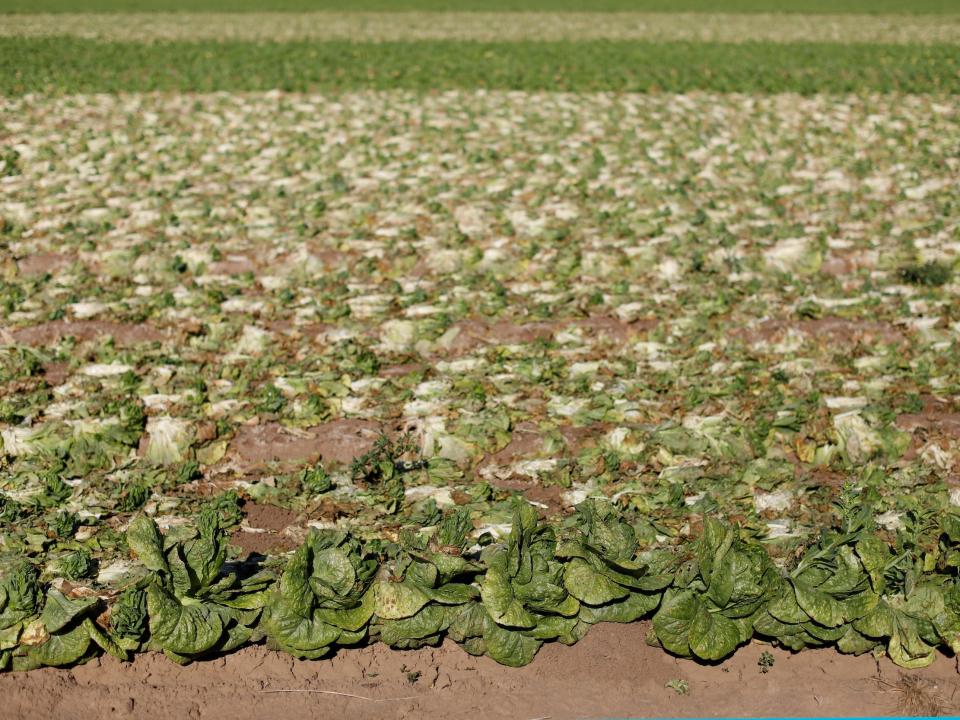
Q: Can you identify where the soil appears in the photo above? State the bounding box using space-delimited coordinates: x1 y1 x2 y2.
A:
41 362 71 386
477 422 616 511
739 317 905 346
11 320 165 346
896 395 960 438
15 251 76 277
380 363 426 378
228 419 382 470
3 623 958 719
230 502 301 556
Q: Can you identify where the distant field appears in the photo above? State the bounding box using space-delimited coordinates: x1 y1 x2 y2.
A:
0 0 957 13
4 39 960 94
6 12 959 44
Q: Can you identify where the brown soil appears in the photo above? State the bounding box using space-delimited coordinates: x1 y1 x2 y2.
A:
3 623 958 719
230 502 300 556
491 480 567 515
482 421 544 465
896 395 960 438
479 422 612 513
11 320 165 346
228 419 382 470
41 362 72 386
482 422 609 468
207 255 258 276
380 363 426 378
15 252 76 277
820 251 876 278
739 317 905 346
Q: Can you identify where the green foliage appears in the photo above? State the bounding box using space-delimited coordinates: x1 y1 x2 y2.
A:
898 261 952 287
298 464 332 495
263 530 378 659
109 587 148 647
651 517 780 660
4 39 959 96
207 491 243 527
0 146 21 177
5 500 960 671
127 511 274 661
351 433 424 514
59 550 96 581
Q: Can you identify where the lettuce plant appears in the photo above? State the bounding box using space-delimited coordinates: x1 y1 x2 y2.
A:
652 517 781 661
127 510 273 664
371 510 480 650
263 530 378 659
557 499 675 626
0 563 112 671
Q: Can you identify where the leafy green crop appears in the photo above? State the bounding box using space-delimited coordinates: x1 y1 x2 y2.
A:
5 497 960 671
263 530 377 659
127 510 274 663
652 517 779 660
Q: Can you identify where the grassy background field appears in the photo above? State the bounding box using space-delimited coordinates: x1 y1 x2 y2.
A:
3 0 958 94
0 0 957 13
4 39 959 94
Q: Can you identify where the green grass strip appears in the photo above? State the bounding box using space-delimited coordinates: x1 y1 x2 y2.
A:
1 0 957 14
4 39 960 95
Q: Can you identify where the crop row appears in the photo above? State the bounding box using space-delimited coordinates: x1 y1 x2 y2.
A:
2 496 959 672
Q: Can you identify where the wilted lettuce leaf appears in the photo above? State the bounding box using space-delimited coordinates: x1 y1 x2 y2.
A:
146 584 224 656
481 562 536 629
126 516 169 576
314 587 376 631
41 588 97 634
20 619 93 669
374 579 431 620
688 601 740 661
652 589 698 657
579 591 661 624
84 618 128 661
378 604 448 647
563 558 628 605
110 587 148 642
481 613 542 667
263 597 340 657
0 562 40 634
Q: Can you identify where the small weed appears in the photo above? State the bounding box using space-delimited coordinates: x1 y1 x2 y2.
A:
758 650 775 673
665 679 689 696
400 665 422 684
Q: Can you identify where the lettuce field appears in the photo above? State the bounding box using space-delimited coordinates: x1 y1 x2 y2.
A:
2 2 960 716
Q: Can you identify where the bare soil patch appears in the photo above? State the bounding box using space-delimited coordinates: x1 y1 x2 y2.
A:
11 320 164 346
738 316 905 346
15 251 76 277
231 502 300 557
41 362 71 386
896 395 960 437
207 255 258 276
228 419 383 471
2 623 957 720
